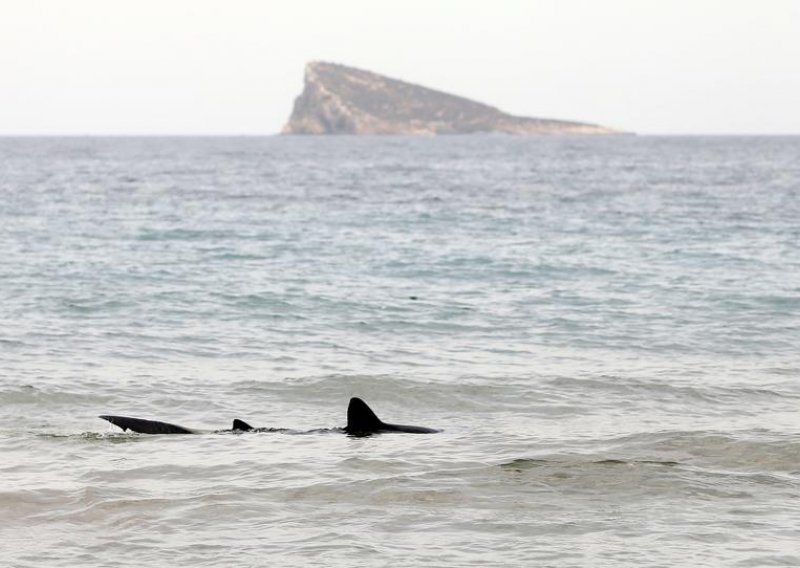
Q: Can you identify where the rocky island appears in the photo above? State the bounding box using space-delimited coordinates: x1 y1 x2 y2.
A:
282 61 620 135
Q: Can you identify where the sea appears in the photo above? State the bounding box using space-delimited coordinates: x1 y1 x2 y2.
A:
1 135 799 567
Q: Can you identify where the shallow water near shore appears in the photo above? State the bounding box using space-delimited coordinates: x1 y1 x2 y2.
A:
1 135 799 567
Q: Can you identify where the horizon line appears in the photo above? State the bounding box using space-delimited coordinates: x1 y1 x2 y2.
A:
1 132 800 137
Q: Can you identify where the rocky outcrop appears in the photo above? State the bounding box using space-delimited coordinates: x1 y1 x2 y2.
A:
282 61 621 135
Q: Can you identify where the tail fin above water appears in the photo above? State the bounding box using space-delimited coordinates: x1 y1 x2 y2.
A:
99 415 195 435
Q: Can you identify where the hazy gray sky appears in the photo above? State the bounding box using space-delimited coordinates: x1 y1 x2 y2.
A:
2 0 798 135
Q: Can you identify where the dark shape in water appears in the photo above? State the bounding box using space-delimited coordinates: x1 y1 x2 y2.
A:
99 397 439 436
98 415 195 435
232 418 254 431
343 397 439 435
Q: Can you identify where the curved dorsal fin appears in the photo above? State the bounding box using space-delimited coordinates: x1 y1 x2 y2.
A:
232 418 254 431
345 397 384 435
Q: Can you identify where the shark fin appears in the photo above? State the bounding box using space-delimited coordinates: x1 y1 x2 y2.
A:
343 398 440 435
232 419 254 431
344 397 384 435
99 415 194 435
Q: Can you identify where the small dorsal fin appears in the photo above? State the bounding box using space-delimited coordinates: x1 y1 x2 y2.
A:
345 397 383 435
232 418 254 431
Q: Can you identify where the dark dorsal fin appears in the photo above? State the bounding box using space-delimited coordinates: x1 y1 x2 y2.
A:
99 415 194 435
344 398 441 435
345 397 384 435
232 419 254 431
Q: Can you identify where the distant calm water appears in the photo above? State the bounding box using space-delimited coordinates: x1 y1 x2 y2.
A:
1 135 799 567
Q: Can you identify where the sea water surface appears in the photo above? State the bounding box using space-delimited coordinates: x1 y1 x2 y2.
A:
1 135 799 567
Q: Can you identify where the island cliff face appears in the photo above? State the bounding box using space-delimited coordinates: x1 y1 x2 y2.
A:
282 62 620 135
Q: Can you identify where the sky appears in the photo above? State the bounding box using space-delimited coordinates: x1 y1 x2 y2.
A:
1 0 799 135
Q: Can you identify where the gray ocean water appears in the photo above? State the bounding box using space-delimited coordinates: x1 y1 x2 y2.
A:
1 135 799 567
